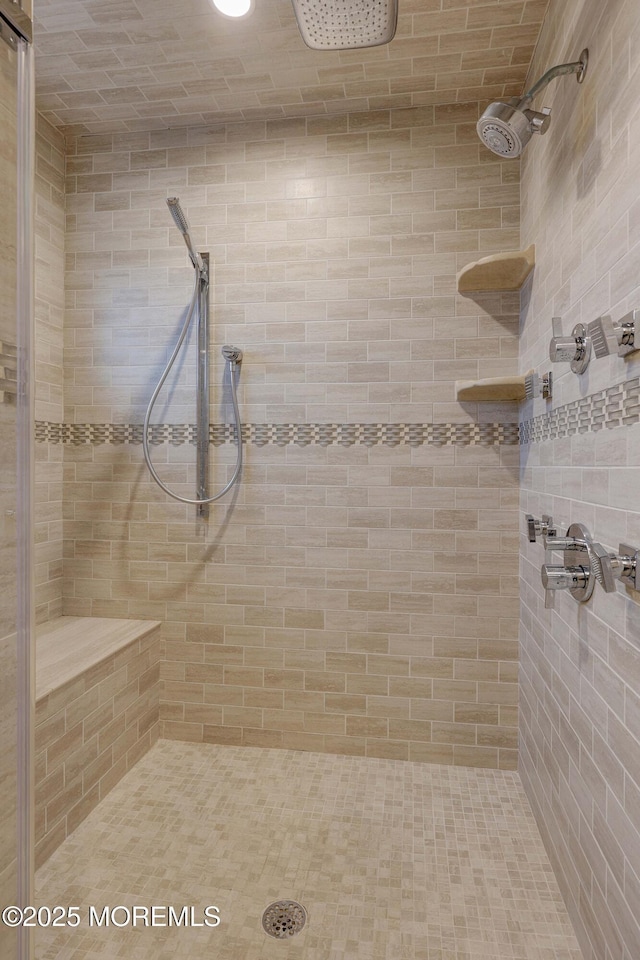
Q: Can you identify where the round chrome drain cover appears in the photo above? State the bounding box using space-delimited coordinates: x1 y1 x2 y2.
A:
261 900 307 939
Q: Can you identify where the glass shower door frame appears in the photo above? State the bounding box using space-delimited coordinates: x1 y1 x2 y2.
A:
0 0 34 956
16 29 34 960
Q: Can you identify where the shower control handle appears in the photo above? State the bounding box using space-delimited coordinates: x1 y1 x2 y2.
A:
539 522 596 605
549 317 579 362
541 564 589 609
617 543 640 591
549 318 592 374
543 533 585 552
617 311 637 355
526 513 556 543
541 564 589 592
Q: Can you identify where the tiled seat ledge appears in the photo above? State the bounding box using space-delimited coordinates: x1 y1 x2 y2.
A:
35 616 161 868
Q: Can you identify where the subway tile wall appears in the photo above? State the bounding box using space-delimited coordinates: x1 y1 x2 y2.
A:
35 115 65 623
42 104 524 769
519 0 640 956
30 2 640 948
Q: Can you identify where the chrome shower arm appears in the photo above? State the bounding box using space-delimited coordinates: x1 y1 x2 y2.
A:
518 50 588 108
477 48 589 157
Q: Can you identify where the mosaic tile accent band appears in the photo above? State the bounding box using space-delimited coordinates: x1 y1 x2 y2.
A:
34 421 520 447
520 376 640 444
35 376 640 448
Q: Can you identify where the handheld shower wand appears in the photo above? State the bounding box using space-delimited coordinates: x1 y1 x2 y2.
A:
142 198 243 516
166 197 206 275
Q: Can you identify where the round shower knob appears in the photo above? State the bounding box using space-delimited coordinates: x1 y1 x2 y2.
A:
541 564 588 591
548 319 592 374
549 338 582 363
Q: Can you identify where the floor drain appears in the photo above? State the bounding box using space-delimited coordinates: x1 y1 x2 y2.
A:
261 900 307 939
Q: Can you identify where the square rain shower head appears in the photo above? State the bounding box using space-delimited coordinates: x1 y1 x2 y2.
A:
290 0 398 50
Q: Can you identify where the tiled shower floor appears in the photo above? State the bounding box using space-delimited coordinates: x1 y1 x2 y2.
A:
36 740 583 960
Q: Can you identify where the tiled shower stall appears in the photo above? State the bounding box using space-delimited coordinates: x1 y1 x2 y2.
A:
28 0 640 957
37 102 522 768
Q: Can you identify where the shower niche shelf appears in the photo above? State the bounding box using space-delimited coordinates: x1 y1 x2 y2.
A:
457 245 535 296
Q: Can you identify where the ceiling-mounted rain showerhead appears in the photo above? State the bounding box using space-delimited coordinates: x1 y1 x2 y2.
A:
477 49 588 158
290 0 397 50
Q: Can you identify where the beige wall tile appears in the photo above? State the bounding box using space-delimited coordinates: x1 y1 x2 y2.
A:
38 103 521 775
35 623 160 867
519 0 640 955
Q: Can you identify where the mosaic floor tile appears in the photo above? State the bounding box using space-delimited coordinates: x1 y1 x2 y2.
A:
35 741 583 959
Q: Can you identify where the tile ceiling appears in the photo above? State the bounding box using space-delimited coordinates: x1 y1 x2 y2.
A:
34 0 549 135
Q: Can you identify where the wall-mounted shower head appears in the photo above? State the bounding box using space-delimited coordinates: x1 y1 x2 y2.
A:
290 0 397 50
477 98 552 158
166 197 205 273
477 49 588 158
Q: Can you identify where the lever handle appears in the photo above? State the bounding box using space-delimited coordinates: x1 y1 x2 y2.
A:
543 534 585 551
526 513 556 543
617 543 639 590
616 310 637 355
541 564 589 591
539 521 595 604
549 331 580 364
541 563 589 610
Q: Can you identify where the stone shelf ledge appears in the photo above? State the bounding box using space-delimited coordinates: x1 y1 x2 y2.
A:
457 245 535 296
456 370 535 402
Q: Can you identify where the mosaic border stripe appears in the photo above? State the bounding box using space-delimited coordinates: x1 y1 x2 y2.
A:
35 376 640 448
520 376 640 444
34 421 520 447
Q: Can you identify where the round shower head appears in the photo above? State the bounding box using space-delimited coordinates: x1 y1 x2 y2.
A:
477 51 588 157
476 100 537 158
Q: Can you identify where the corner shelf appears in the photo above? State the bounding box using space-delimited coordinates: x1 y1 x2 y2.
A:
457 244 535 296
456 370 535 403
456 377 526 403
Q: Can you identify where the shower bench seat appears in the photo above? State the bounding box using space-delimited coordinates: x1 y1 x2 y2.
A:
35 616 161 868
